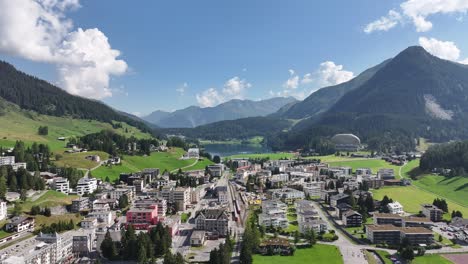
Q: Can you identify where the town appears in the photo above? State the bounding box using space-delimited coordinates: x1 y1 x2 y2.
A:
0 133 466 264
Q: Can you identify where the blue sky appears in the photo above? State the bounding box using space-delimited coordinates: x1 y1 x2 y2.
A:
0 0 467 116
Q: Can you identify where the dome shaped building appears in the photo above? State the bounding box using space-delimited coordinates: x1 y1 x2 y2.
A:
331 134 361 151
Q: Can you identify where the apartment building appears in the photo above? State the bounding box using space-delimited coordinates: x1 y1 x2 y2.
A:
126 205 158 229
366 225 434 245
71 197 90 213
342 210 362 227
0 200 7 221
6 216 35 232
161 186 191 211
76 177 97 195
387 201 404 215
52 177 70 194
421 204 443 222
194 208 229 236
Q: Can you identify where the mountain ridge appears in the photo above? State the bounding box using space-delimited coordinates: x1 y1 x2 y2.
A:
143 97 297 128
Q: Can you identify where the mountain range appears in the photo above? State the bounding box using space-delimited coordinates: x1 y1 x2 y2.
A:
143 97 297 128
166 46 468 152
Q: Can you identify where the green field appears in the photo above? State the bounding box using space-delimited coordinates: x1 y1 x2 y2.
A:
54 150 109 169
34 213 83 231
227 152 296 160
252 244 343 264
200 136 264 145
328 159 400 175
20 191 78 212
0 101 151 152
92 148 213 181
413 175 468 208
372 186 468 218
413 254 453 264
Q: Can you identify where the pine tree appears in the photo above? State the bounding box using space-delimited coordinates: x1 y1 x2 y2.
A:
101 231 118 260
0 176 7 199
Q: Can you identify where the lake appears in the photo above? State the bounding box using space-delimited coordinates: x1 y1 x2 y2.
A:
204 143 272 157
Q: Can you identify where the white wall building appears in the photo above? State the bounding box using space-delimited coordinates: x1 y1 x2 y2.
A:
76 177 98 195
387 201 404 215
53 177 70 194
0 200 7 221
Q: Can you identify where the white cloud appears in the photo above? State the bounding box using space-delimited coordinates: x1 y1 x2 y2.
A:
0 0 127 99
222 77 251 99
276 61 354 100
176 82 188 95
196 76 252 107
364 10 402 33
315 61 355 87
418 37 460 61
301 73 313 84
132 111 142 117
196 88 224 107
283 69 299 89
365 0 468 33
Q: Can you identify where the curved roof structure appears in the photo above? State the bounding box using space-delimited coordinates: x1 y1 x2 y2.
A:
331 134 361 145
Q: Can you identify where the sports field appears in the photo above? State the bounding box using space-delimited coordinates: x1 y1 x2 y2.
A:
252 244 343 264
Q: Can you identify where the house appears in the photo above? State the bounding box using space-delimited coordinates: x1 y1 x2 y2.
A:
258 213 289 229
329 193 350 207
190 231 206 246
194 208 229 236
421 204 443 222
355 168 372 176
81 218 98 229
187 148 200 159
87 211 113 227
450 217 468 228
269 188 305 204
387 201 403 215
0 200 7 221
85 155 100 163
52 177 70 194
258 238 293 255
76 177 97 195
6 216 35 232
342 210 362 227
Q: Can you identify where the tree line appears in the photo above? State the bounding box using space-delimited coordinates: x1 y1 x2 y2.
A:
420 140 468 175
101 223 172 263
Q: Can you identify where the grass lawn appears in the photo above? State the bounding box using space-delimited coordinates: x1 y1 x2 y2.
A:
373 250 393 264
413 254 453 264
0 101 151 152
344 226 367 239
34 214 83 231
181 213 190 223
92 148 201 181
183 158 214 171
412 175 468 208
227 152 296 160
371 186 468 218
434 232 454 246
54 150 109 169
328 159 400 175
20 191 78 212
92 161 139 182
253 244 343 264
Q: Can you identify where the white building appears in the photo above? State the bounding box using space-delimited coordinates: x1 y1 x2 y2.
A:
187 148 200 159
0 156 15 166
303 182 323 197
387 201 404 215
87 211 113 227
0 200 7 221
76 177 98 195
258 213 289 229
53 177 70 194
161 186 191 211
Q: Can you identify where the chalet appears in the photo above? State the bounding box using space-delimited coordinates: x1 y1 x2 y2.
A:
342 210 362 227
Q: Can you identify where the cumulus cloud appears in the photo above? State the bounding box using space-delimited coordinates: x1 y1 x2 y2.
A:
419 37 460 61
283 69 299 89
196 76 252 107
419 37 468 64
364 10 402 33
0 0 127 99
315 61 355 87
222 77 251 99
176 82 188 96
276 61 354 100
365 0 468 33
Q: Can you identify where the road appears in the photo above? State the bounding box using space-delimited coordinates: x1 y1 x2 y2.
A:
170 159 199 173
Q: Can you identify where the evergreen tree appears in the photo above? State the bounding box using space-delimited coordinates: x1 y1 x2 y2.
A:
100 231 118 260
0 175 7 199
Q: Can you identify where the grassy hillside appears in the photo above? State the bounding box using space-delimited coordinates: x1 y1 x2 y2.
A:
372 186 468 220
0 99 152 151
92 148 214 181
328 159 400 175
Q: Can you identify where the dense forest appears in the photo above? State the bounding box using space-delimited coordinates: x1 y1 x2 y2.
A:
420 141 468 174
163 117 292 141
73 130 159 156
0 61 154 135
